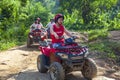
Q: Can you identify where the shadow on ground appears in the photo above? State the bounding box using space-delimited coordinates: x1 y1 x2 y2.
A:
65 72 86 80
9 44 40 52
8 70 87 80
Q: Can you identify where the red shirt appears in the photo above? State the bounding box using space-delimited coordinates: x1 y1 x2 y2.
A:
51 24 64 43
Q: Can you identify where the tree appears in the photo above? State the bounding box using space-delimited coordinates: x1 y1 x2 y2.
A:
59 0 118 24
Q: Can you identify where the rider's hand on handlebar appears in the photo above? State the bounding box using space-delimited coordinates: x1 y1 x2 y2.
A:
72 36 80 39
76 36 80 39
54 33 59 39
59 36 64 39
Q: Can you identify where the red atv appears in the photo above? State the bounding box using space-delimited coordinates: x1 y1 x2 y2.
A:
37 36 97 80
27 28 47 47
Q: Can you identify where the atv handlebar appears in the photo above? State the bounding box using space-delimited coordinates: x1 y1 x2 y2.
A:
58 36 78 40
32 29 41 32
71 36 78 40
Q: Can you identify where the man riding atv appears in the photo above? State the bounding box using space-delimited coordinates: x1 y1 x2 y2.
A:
46 19 55 39
49 13 79 61
50 14 78 47
30 17 44 32
27 17 47 47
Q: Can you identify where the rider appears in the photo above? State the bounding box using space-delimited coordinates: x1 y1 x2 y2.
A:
49 13 78 63
30 17 44 32
46 19 55 38
29 17 47 40
46 19 55 30
50 13 73 48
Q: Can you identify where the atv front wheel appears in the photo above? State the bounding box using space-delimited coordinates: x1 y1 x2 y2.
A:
49 62 65 80
37 54 48 73
81 58 97 80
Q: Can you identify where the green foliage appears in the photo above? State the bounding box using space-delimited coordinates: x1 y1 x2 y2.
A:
58 0 120 31
21 1 49 26
89 40 117 59
89 42 107 52
36 0 56 13
108 18 120 30
0 0 49 51
107 52 117 59
64 10 83 30
0 40 16 51
19 0 28 7
0 0 120 51
88 29 108 41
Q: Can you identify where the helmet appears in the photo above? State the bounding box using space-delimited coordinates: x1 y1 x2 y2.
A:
35 17 40 24
36 17 40 21
54 14 64 23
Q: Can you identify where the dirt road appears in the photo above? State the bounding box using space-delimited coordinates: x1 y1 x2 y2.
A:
0 44 119 80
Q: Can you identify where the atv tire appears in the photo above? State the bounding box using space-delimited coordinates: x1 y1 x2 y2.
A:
37 54 48 73
49 62 65 80
65 67 73 74
81 58 97 80
27 37 33 48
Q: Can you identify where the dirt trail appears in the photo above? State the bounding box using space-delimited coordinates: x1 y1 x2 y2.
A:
0 31 120 80
0 45 119 80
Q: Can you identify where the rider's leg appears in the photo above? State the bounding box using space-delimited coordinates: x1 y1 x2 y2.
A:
52 43 62 48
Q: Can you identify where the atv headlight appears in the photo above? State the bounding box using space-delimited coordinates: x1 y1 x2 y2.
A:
57 53 68 59
84 50 89 57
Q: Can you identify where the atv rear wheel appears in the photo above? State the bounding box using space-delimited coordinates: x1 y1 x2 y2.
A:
81 58 97 80
27 37 33 48
49 62 65 80
37 54 48 73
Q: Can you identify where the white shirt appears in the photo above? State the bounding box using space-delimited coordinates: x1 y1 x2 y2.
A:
30 23 43 32
46 22 55 30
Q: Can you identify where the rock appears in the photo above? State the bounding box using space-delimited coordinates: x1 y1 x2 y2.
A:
93 76 115 80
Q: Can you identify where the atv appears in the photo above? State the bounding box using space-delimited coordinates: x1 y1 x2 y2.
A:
37 36 97 80
27 28 47 47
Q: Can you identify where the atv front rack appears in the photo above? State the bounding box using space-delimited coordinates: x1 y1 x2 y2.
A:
55 46 88 54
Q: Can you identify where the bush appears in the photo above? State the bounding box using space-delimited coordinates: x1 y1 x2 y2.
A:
89 40 118 59
88 29 108 41
0 40 16 51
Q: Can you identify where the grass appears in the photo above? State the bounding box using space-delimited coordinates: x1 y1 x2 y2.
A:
0 41 16 51
88 40 119 59
87 28 118 59
88 29 108 41
0 39 26 51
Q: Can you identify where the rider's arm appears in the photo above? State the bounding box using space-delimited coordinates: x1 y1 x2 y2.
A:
46 22 50 28
40 23 45 30
40 23 43 28
64 26 80 39
40 23 43 27
30 23 34 32
50 25 59 39
64 26 72 37
64 27 80 39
